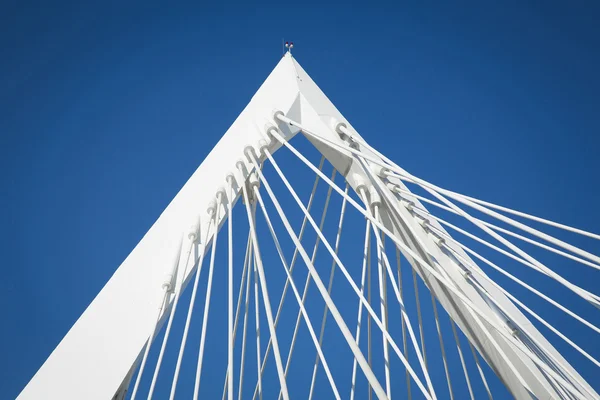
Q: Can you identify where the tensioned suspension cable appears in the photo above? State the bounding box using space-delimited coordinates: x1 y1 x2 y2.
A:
359 189 436 399
237 236 253 400
307 183 349 400
279 113 600 243
424 221 600 368
353 154 600 308
279 168 337 394
266 130 522 397
373 203 392 398
362 159 596 400
277 114 600 268
130 278 172 400
450 320 475 400
396 247 412 400
412 207 600 336
252 182 341 399
130 236 184 400
249 149 405 400
257 144 432 397
268 131 594 400
165 219 214 400
408 207 599 393
221 229 253 400
193 192 224 400
239 172 290 400
468 341 493 399
391 186 600 271
350 217 372 400
430 293 454 399
389 172 600 295
227 177 234 400
251 156 325 400
253 238 262 400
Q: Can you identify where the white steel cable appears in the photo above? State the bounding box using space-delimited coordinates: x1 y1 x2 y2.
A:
253 243 262 400
130 285 171 400
267 130 514 395
270 131 594 400
239 171 290 400
430 293 454 400
388 173 600 307
165 220 213 400
416 213 599 394
257 145 432 398
249 149 407 400
350 218 372 400
253 183 341 400
276 114 600 267
361 189 436 399
294 114 600 245
336 121 600 242
470 273 589 399
467 341 493 400
450 320 475 400
227 177 234 400
468 314 495 400
414 208 600 336
222 231 253 400
429 225 600 368
250 156 325 400
131 235 185 400
368 227 373 400
396 247 412 400
279 169 337 389
392 186 600 271
193 192 224 400
363 162 596 400
308 183 349 400
389 172 600 289
412 263 428 368
238 238 253 400
373 204 392 399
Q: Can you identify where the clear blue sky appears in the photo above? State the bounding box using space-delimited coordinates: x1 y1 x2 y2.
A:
2 1 600 399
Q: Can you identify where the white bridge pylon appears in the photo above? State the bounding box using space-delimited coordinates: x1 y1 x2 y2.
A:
19 52 600 400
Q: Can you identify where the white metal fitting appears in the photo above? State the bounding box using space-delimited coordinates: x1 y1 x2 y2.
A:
207 200 217 216
462 269 472 280
272 109 285 124
330 117 350 141
162 277 173 292
434 236 446 247
352 173 369 196
264 123 279 143
257 138 270 157
370 163 390 179
401 199 415 212
369 186 382 208
244 145 259 164
248 172 260 190
216 187 228 204
348 139 360 150
188 214 201 241
386 181 399 192
225 172 236 187
236 158 249 176
506 320 520 337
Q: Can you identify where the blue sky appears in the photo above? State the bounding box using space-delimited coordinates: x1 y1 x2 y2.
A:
2 1 600 399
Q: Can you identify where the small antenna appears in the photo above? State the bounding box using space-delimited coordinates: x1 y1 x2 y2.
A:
284 41 294 55
282 38 285 56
